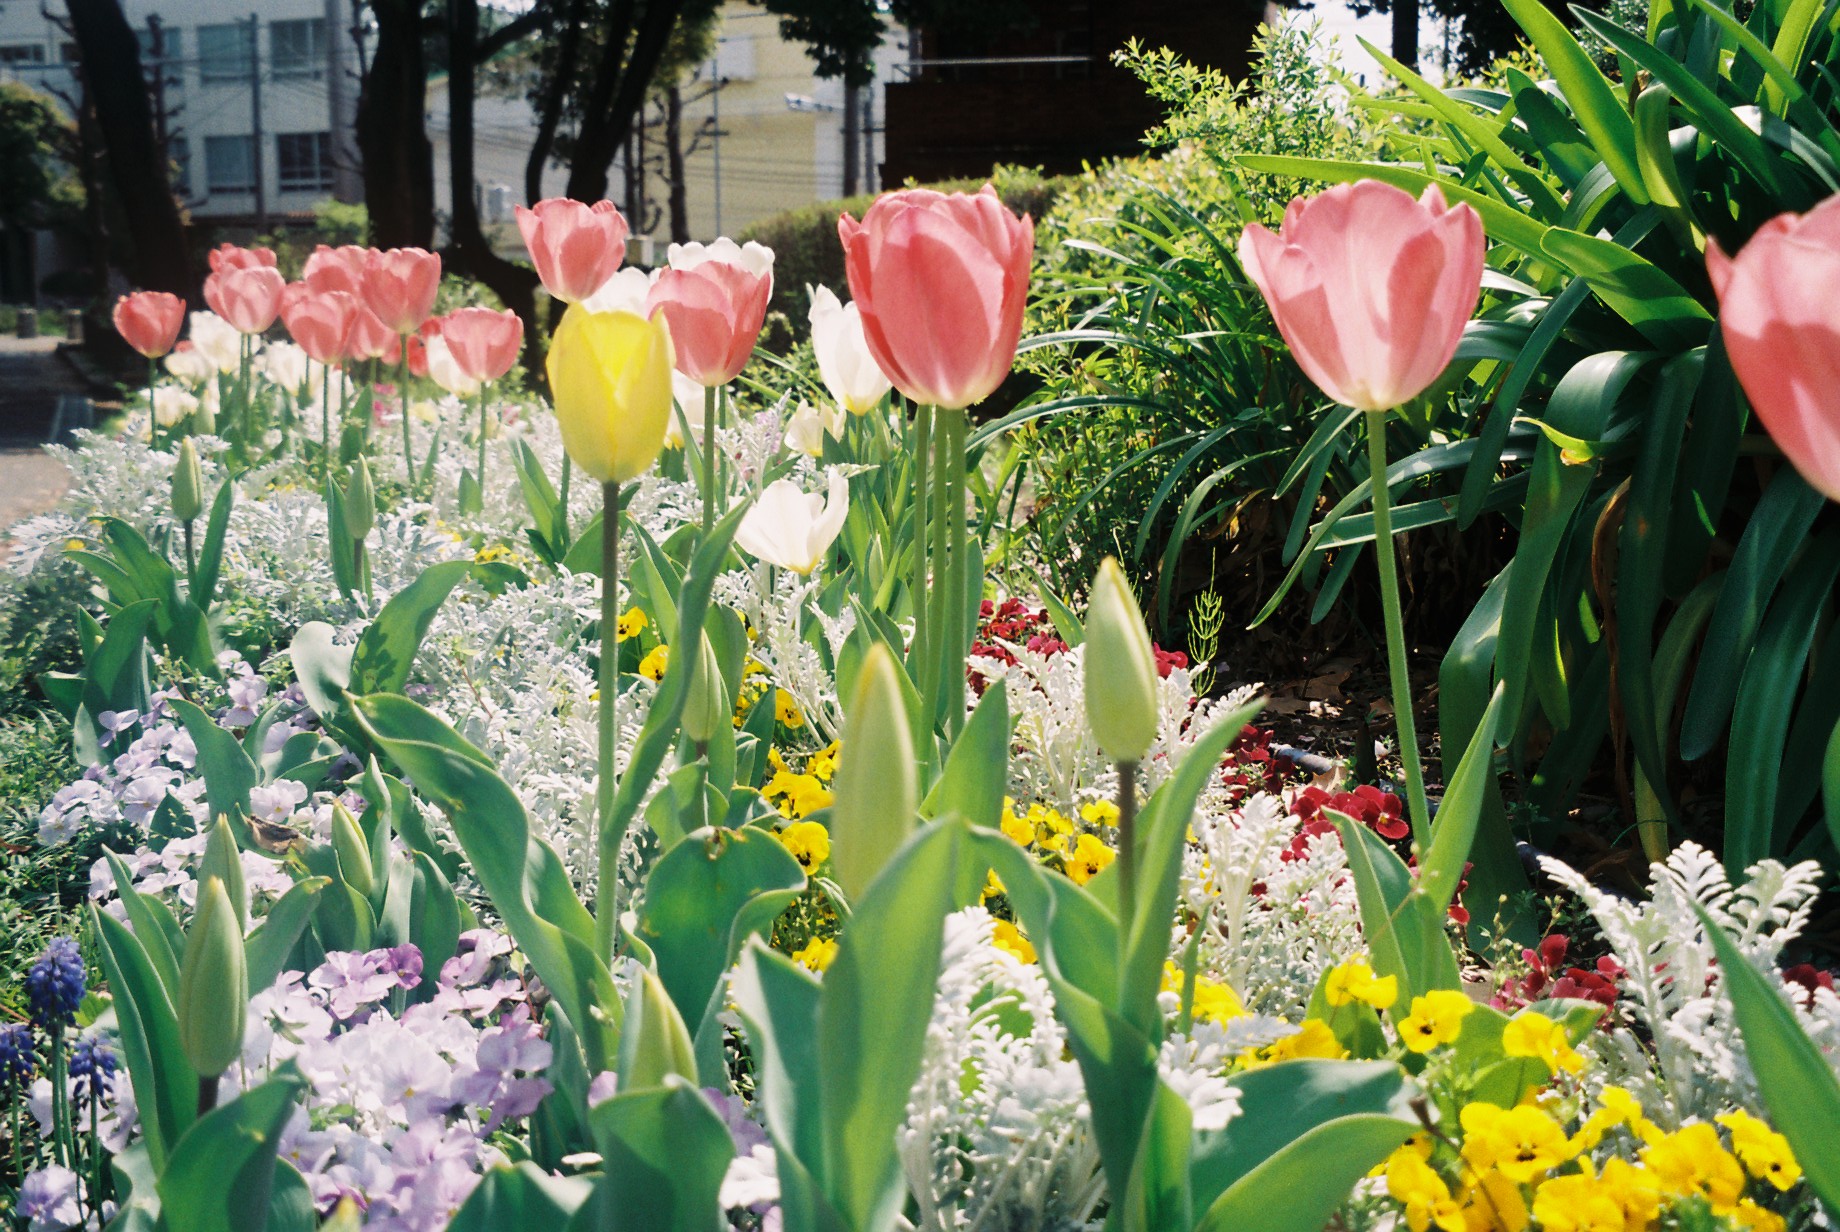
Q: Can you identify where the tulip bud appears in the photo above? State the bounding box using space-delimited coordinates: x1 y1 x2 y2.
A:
172 438 205 523
615 964 697 1092
681 634 729 747
546 305 676 484
198 816 247 931
178 876 248 1079
192 390 216 436
828 643 916 902
330 802 374 899
344 457 376 541
1082 558 1160 766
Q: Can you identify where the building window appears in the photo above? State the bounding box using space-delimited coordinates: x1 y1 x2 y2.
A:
0 43 48 66
136 24 182 65
276 132 333 193
197 22 252 82
169 135 192 196
204 134 256 193
270 19 325 79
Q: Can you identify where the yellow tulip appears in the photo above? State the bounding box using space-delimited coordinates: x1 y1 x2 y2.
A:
546 305 675 484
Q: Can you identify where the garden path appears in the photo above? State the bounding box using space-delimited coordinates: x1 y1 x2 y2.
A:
0 336 76 552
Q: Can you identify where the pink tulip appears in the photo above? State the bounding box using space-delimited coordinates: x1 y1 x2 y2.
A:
204 265 285 335
515 198 629 304
112 291 186 359
345 303 397 362
442 307 524 382
1237 181 1484 413
838 185 1033 410
1708 197 1840 502
303 245 373 297
362 247 442 335
281 288 359 366
644 238 774 387
206 243 277 275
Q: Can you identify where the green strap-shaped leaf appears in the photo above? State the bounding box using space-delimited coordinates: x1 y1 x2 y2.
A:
1693 903 1840 1212
1500 0 1646 201
1421 682 1510 909
168 698 258 836
92 906 198 1172
155 1064 308 1232
105 850 184 1000
1196 1115 1420 1232
191 476 235 610
585 1080 734 1232
451 1164 593 1232
1540 226 1712 350
349 559 472 695
289 621 358 751
920 681 1010 828
245 877 329 993
1504 67 1599 188
1329 813 1463 1006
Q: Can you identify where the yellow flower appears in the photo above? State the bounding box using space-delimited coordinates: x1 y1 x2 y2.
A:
615 606 648 641
982 869 1006 901
1572 1086 1658 1152
1263 1019 1345 1062
1597 1158 1661 1230
762 770 833 819
775 689 806 728
1001 810 1035 848
1716 1110 1801 1192
1162 963 1245 1024
777 819 831 870
1455 1167 1528 1232
1080 799 1121 828
1502 1010 1585 1075
547 305 676 483
992 920 1036 964
1529 1172 1626 1232
807 741 840 782
1386 1149 1465 1232
1324 958 1399 1011
1459 1103 1575 1184
1729 1199 1787 1232
638 643 670 681
1062 832 1115 885
792 936 838 972
1399 990 1476 1052
1641 1123 1746 1212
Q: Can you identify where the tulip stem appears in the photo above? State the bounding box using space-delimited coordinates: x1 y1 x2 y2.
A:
147 358 160 451
596 479 623 959
184 518 196 585
1366 410 1432 851
476 384 490 504
558 456 573 550
911 401 932 746
703 384 718 535
942 409 969 740
321 366 333 481
398 344 414 496
1115 760 1139 931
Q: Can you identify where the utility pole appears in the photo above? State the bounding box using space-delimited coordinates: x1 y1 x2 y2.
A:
841 82 858 197
861 76 876 194
249 12 266 232
710 54 722 236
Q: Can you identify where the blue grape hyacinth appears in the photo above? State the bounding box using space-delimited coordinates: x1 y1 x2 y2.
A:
68 1036 118 1104
0 1022 36 1089
24 937 86 1033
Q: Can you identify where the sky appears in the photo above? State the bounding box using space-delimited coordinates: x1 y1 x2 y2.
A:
1299 1 1449 88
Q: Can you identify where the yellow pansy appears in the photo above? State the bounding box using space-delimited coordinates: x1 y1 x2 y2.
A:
1459 1103 1575 1184
1080 799 1121 828
992 919 1036 964
1529 1171 1626 1232
1324 958 1399 1011
1716 1110 1801 1192
1642 1123 1747 1212
547 305 675 484
1163 963 1245 1024
1597 1158 1661 1230
807 741 840 782
1263 1019 1345 1062
1502 1010 1585 1074
1062 832 1115 885
775 689 805 728
982 869 1006 901
1729 1199 1787 1232
793 936 838 972
1573 1085 1658 1152
638 643 670 681
1399 990 1476 1052
1386 1149 1465 1232
776 819 831 870
1455 1167 1528 1232
1001 809 1035 848
615 606 648 641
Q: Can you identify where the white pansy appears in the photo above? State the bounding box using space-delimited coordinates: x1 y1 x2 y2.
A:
808 285 891 414
782 400 844 458
578 266 656 316
733 468 848 575
666 236 775 279
187 311 244 372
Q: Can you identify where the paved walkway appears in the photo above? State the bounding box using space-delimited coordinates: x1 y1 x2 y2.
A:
0 336 78 538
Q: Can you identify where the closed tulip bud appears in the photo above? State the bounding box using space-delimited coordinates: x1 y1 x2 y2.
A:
172 438 205 523
344 457 376 540
615 965 697 1092
546 305 676 484
330 802 374 899
828 643 916 902
193 389 216 436
1082 558 1160 765
198 816 246 931
178 876 247 1079
681 634 729 747
112 291 186 359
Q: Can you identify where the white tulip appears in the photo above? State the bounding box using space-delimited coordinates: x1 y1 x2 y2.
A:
259 341 310 394
808 285 891 415
152 385 198 427
734 468 849 575
667 237 775 280
164 343 215 384
425 336 482 398
188 311 245 372
783 400 845 458
579 266 657 316
666 369 707 449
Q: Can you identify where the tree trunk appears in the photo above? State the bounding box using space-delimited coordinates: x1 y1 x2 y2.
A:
563 0 685 206
526 0 588 207
1391 0 1420 74
63 0 192 298
665 84 689 244
443 0 543 372
356 0 434 250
